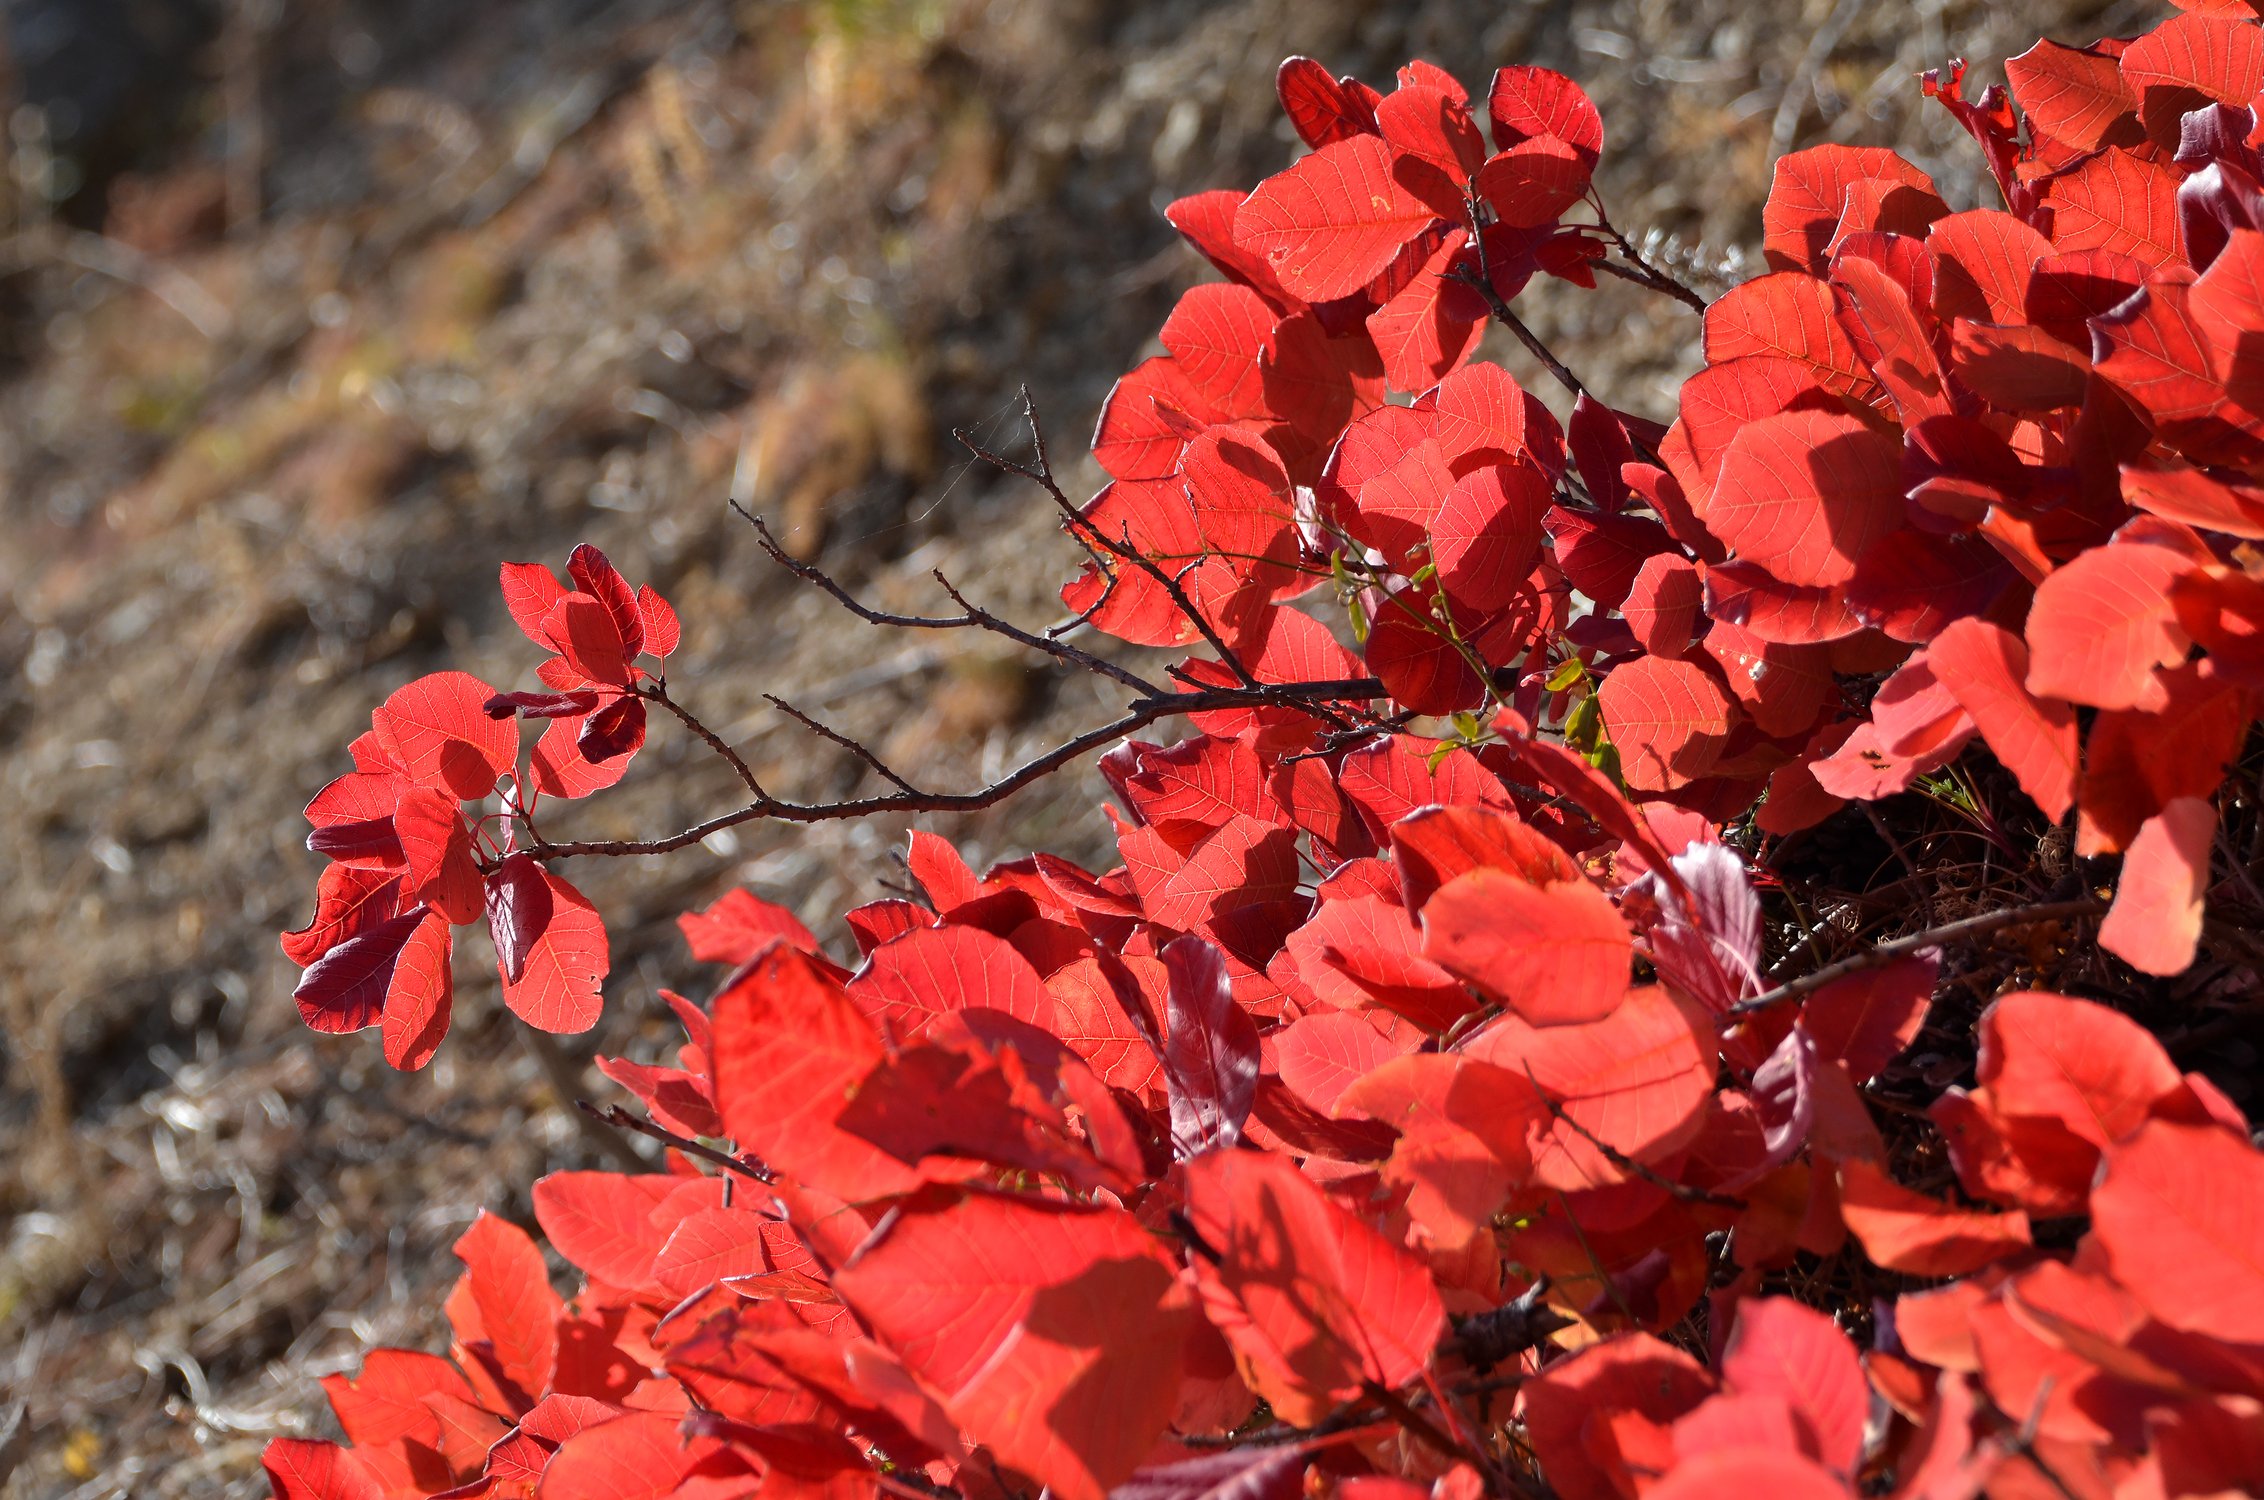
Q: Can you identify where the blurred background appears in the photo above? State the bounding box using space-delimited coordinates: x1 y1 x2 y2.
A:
0 0 2143 1492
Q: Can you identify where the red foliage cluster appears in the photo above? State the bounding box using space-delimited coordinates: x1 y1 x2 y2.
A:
271 9 2264 1500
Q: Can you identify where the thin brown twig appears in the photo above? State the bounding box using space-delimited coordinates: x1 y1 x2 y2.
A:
1448 265 1588 401
641 681 767 798
525 678 1388 860
1724 897 2108 1019
578 1102 774 1183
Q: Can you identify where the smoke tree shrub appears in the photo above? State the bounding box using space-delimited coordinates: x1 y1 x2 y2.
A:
267 11 2264 1500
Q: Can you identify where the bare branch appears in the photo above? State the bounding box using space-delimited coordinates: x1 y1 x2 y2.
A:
765 694 920 793
578 1101 774 1183
528 677 1389 861
1723 897 2109 1020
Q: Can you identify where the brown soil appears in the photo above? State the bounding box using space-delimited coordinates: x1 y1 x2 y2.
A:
0 0 2145 1493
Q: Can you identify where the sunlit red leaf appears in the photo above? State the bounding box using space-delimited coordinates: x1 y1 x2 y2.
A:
1718 1297 1867 1474
1519 1334 1713 1500
833 1188 1193 1500
1180 1148 1444 1425
1707 410 1904 589
1277 56 1379 149
371 671 516 802
2006 40 2143 153
1462 986 1713 1190
261 1440 387 1500
1420 866 1630 1026
2045 147 2187 269
2092 1118 2264 1343
1764 145 1941 274
1597 655 1738 792
678 887 820 965
498 871 606 1034
1837 1158 2033 1275
2099 795 2216 976
711 944 919 1201
2024 534 2202 710
453 1210 561 1407
1234 134 1441 302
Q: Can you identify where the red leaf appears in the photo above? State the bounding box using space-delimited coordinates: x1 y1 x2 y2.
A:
1803 952 1937 1082
499 872 607 1033
2092 1119 2264 1343
1421 866 1630 1026
848 922 1059 1037
1272 1011 1419 1115
1701 560 1866 645
1929 208 2053 325
537 1411 713 1500
525 716 625 802
710 943 919 1201
1234 134 1442 302
2024 534 2201 710
1978 989 2185 1149
2099 795 2216 976
1701 622 1834 738
484 851 553 985
1388 803 1579 913
1764 145 1941 274
1367 588 1484 715
370 671 516 801
281 865 408 968
531 1171 684 1289
2121 12 2264 142
261 1440 387 1500
1161 283 1276 419
453 1210 561 1406
1485 66 1601 162
1837 1158 2034 1275
1705 273 1878 401
1276 57 1379 149
1161 935 1261 1158
637 583 679 658
1623 553 1704 658
1475 139 1592 228
2045 148 2187 269
1376 77 1486 178
1123 735 1282 836
678 888 821 965
1925 618 2078 819
1707 410 1905 589
393 786 481 924
576 693 646 762
1432 461 1550 613
500 561 568 649
1121 814 1302 933
1283 893 1470 1030
1180 1148 1445 1425
1833 252 1952 424
1365 233 1485 392
832 1189 1193 1500
293 905 453 1071
1647 1449 1850 1500
304 816 405 866
1519 1334 1712 1500
1597 655 1738 792
2006 40 2142 154
544 594 636 688
1719 1296 1867 1474
1168 190 1301 309
1462 986 1713 1191
567 542 646 660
